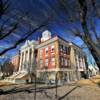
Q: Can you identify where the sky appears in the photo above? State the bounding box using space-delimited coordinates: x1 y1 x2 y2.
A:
0 0 99 66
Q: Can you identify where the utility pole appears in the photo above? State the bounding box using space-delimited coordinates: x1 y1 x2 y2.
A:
55 72 58 99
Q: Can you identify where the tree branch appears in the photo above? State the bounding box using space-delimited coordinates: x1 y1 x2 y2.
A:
0 23 47 55
91 0 100 18
67 26 82 37
0 15 26 40
0 22 19 40
0 0 9 18
90 20 100 46
78 0 100 67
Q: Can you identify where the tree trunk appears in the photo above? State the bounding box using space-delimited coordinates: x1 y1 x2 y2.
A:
80 23 100 68
82 37 100 69
78 0 100 69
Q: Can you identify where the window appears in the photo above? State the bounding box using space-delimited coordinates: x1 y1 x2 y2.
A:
66 47 70 54
45 58 48 66
46 50 48 54
78 51 80 58
65 59 67 66
65 47 67 54
51 57 55 66
45 47 48 57
80 58 83 68
45 58 48 63
63 46 65 51
74 49 76 54
67 60 70 66
52 61 55 66
61 45 63 49
51 45 55 52
61 57 63 65
45 62 48 66
51 57 55 62
60 44 63 51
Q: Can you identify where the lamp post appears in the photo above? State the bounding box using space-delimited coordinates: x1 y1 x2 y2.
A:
33 51 37 100
34 72 36 100
55 71 58 99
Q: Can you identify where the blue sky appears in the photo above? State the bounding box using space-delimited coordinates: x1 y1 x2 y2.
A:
0 0 99 66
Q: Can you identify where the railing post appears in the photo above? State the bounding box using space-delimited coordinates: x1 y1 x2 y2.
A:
34 72 36 100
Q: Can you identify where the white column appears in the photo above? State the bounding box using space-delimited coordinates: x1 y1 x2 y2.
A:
31 47 34 71
27 49 30 62
22 51 26 71
27 48 30 72
19 52 22 72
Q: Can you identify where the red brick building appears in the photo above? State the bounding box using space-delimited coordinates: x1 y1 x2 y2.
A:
37 30 86 83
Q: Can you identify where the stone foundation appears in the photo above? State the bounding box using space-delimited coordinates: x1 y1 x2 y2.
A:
37 70 78 84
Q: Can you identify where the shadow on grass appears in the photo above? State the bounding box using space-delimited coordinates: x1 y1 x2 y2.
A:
0 86 33 95
0 84 78 100
89 78 100 88
58 86 78 100
0 85 63 100
0 84 60 95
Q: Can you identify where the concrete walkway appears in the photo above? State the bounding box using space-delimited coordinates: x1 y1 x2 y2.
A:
0 75 100 100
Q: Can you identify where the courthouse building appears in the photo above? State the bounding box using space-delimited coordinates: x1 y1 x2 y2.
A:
37 30 86 83
9 30 86 83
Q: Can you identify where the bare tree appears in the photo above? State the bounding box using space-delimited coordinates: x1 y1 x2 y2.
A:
1 56 14 77
59 0 100 68
0 0 50 56
0 0 9 18
1 0 100 68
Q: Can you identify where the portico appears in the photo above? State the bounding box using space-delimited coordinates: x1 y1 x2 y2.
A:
7 40 38 83
19 40 37 73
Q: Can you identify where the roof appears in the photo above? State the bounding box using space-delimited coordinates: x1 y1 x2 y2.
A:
57 35 82 49
36 36 58 48
20 40 38 52
37 35 82 50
